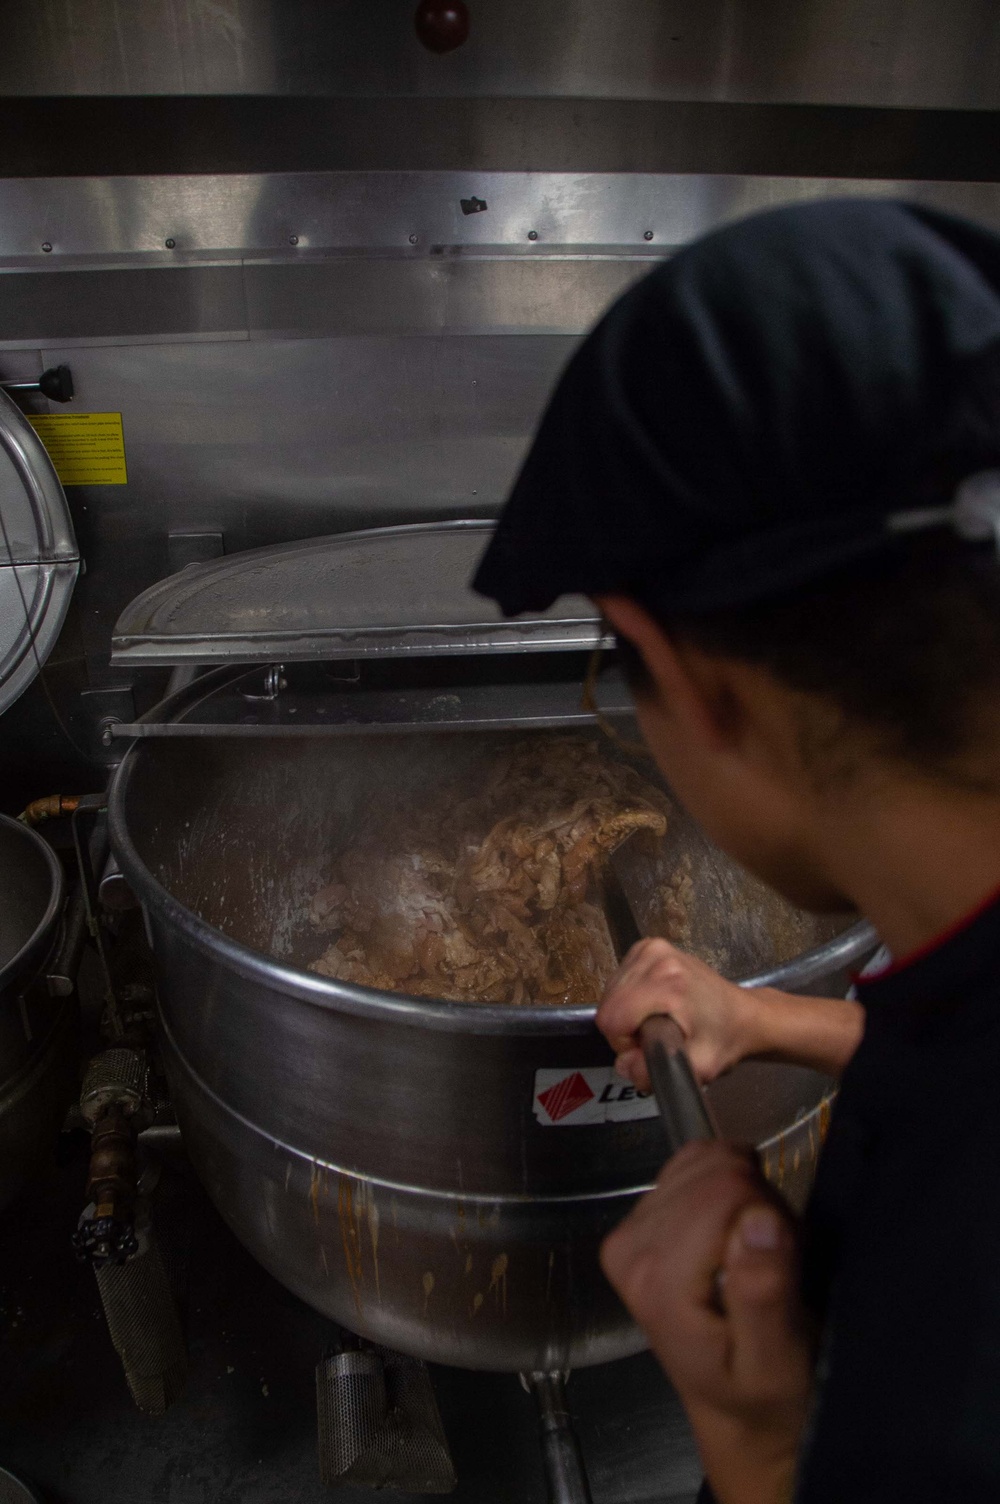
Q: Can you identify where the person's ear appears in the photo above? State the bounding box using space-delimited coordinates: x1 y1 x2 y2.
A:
596 595 737 752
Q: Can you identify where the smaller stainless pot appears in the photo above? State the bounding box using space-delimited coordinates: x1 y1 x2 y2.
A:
0 812 77 1210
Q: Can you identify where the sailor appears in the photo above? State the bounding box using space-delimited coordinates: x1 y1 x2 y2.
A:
474 199 1000 1503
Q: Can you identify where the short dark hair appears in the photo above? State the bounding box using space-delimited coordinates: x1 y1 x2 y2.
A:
619 533 1000 779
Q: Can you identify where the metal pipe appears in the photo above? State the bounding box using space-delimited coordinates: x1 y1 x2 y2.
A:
98 852 138 912
70 796 121 1037
18 793 81 826
46 887 89 997
137 1123 184 1161
526 1371 594 1504
165 665 200 698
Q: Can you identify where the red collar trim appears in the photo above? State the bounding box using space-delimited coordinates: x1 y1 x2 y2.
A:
857 876 1000 985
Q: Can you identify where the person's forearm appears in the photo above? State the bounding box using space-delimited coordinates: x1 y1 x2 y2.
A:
741 989 864 1078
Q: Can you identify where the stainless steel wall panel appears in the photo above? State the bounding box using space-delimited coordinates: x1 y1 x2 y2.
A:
0 173 268 256
0 171 721 257
51 335 570 530
241 257 654 338
3 0 1000 111
7 168 1000 685
5 173 1000 349
4 174 1000 267
6 162 1000 719
38 335 574 674
0 266 247 344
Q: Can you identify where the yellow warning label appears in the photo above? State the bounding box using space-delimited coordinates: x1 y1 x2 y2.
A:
27 412 128 486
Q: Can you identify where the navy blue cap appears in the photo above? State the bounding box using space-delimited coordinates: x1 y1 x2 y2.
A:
473 198 1000 616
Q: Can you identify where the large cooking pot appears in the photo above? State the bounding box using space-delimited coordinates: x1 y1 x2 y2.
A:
109 730 871 1371
0 812 76 1209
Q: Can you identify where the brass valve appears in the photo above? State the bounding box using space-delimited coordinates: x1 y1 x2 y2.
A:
73 1046 149 1268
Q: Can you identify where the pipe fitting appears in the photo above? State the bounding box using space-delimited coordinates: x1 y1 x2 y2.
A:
18 793 81 826
80 1047 148 1126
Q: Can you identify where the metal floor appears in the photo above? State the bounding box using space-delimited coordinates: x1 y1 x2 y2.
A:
0 1135 702 1504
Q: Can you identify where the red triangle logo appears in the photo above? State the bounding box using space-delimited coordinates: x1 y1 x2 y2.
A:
538 1071 595 1123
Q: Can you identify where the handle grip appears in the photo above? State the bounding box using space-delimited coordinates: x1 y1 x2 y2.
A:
640 1013 718 1156
1 364 74 403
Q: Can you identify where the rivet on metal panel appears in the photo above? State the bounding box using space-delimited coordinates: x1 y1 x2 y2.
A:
164 238 176 249
41 242 52 253
408 233 418 244
644 231 654 240
289 235 299 246
527 230 539 241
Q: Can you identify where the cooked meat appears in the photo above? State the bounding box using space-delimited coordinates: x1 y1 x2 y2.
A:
661 852 695 948
309 735 670 1005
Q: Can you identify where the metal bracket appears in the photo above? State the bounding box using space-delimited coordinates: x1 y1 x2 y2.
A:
240 663 286 702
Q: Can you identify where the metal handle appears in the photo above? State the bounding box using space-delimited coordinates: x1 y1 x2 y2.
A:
526 1371 594 1504
1 364 74 403
640 1013 718 1155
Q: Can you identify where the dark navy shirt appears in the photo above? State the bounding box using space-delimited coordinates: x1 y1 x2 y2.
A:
703 892 1000 1502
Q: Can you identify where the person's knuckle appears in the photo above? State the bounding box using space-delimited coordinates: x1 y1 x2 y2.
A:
700 1174 753 1217
598 1006 633 1040
696 1141 741 1169
649 962 681 991
649 944 682 971
731 1263 788 1307
606 981 640 1011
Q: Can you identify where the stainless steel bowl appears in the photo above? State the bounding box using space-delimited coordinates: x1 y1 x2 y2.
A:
0 812 76 1210
109 730 871 1371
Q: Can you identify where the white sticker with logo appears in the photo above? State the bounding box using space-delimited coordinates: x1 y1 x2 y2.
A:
533 1067 659 1126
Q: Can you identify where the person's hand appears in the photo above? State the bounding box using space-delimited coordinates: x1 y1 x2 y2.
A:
601 1141 814 1504
598 938 762 1088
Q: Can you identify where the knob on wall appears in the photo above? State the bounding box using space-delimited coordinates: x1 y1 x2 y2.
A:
0 364 74 403
414 0 470 52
